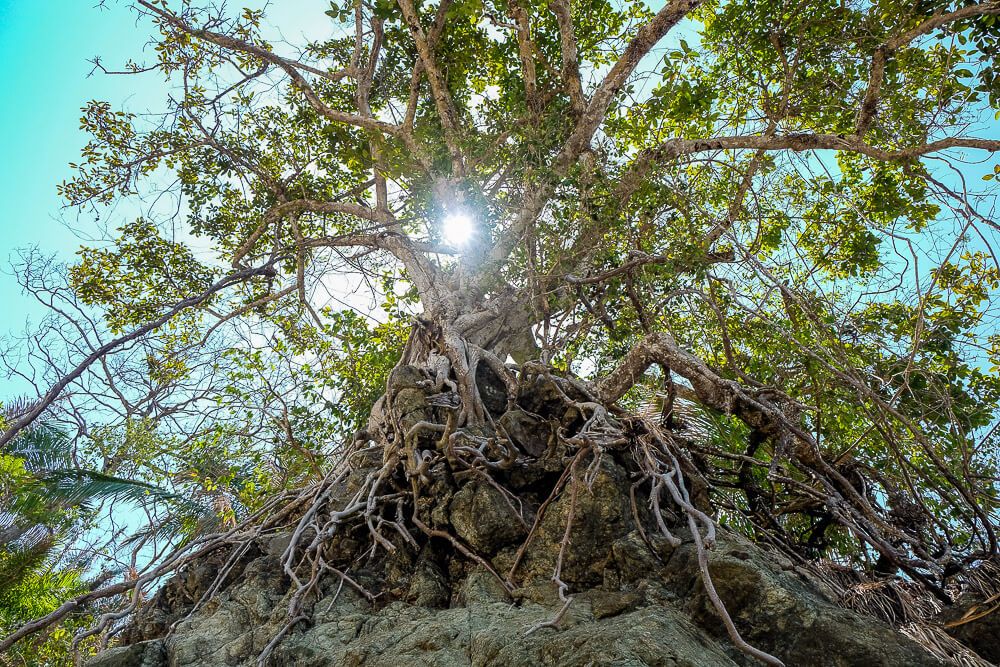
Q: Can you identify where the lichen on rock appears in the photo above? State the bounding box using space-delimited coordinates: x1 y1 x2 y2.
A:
84 366 969 667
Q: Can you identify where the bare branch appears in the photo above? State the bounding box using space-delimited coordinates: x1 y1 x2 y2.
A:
0 261 282 448
136 1 400 137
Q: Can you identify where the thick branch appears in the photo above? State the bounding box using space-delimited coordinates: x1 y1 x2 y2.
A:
889 1 1000 50
476 0 701 285
549 0 586 116
597 332 819 464
297 231 444 306
855 46 888 135
396 0 466 175
510 2 540 113
231 198 392 267
554 0 702 176
856 1 1000 134
638 133 1000 168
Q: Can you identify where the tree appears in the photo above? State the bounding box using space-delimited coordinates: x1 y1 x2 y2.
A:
0 403 194 664
2 0 999 663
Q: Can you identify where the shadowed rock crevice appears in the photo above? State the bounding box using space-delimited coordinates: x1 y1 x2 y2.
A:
87 371 964 667
91 471 948 664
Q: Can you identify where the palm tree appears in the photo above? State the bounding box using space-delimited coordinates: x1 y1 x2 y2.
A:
2 419 183 548
0 401 190 662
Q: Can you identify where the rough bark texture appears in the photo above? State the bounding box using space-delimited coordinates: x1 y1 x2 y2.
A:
84 365 965 667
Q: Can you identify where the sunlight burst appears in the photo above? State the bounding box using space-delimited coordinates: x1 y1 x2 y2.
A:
441 212 475 247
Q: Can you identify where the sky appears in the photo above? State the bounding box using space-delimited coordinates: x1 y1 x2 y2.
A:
0 2 168 401
0 1 155 323
0 0 332 570
0 1 997 393
0 1 334 399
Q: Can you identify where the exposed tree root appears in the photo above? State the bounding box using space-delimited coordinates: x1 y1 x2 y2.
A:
3 334 996 667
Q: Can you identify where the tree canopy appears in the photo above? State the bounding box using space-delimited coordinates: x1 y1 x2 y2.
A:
2 0 1000 662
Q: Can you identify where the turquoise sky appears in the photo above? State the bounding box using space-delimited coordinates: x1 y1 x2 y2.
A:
0 1 325 331
0 1 157 325
0 1 326 401
0 2 170 403
0 1 996 389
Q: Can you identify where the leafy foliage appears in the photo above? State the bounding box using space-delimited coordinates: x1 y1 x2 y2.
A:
0 414 198 662
2 0 1000 657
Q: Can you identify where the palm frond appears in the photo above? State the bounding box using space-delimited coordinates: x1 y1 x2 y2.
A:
4 423 73 473
121 497 221 548
36 469 184 508
0 534 55 593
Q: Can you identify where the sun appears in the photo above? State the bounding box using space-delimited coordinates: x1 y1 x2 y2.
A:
441 212 475 247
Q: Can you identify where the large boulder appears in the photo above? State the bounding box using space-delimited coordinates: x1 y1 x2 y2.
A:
85 371 949 667
91 452 944 667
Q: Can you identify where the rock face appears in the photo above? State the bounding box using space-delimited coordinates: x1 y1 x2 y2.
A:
89 366 968 667
89 458 944 667
942 593 1000 664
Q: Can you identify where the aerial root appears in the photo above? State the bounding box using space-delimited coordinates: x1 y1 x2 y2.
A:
524 448 584 636
635 425 784 667
6 357 783 667
256 462 398 666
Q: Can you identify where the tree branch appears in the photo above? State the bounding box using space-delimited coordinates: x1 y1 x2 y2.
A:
231 198 392 268
395 0 467 175
549 0 586 117
136 1 400 137
637 133 1000 170
856 1 1000 134
0 262 282 448
475 0 702 286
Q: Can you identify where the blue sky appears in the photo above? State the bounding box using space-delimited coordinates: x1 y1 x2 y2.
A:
0 1 327 332
0 1 997 388
0 1 159 325
0 1 326 402
0 2 179 404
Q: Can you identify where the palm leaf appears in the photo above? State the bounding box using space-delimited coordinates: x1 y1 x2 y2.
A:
36 469 184 508
3 422 73 473
121 495 222 548
0 534 55 594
